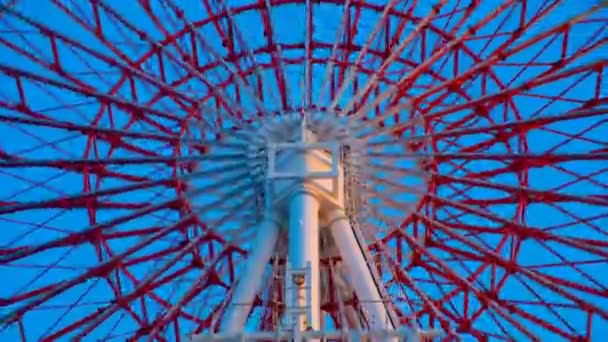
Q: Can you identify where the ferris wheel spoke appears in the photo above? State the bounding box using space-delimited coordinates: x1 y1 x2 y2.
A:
428 1 486 54
349 0 534 124
544 200 608 237
434 171 608 207
72 195 251 339
142 254 235 340
0 165 254 263
368 151 608 163
327 8 361 113
522 238 606 292
0 200 176 263
426 216 608 321
539 210 608 235
407 254 514 338
363 160 605 240
96 1 248 119
315 0 352 106
400 231 554 340
362 165 427 185
325 0 401 112
403 107 608 143
61 247 215 339
543 126 608 154
433 1 596 100
0 57 184 141
425 212 607 297
37 276 121 340
214 1 283 108
0 155 242 192
69 256 203 338
424 6 515 97
373 243 460 338
45 0 188 122
0 157 161 184
48 0 234 128
43 242 219 340
354 5 604 137
0 64 187 125
35 300 145 341
427 194 608 259
47 0 158 72
0 160 178 246
0 113 182 144
430 204 608 245
364 58 606 142
0 68 207 142
419 231 578 339
367 114 577 161
257 0 291 110
428 216 608 300
335 0 453 117
149 0 274 118
0 153 246 170
0 35 121 118
0 22 149 127
0 6 209 121
298 0 313 110
0 213 194 327
134 0 210 79
0 160 244 215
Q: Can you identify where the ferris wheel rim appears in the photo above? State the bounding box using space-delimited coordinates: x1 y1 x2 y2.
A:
0 0 606 341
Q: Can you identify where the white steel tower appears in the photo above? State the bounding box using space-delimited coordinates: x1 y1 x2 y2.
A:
188 114 437 341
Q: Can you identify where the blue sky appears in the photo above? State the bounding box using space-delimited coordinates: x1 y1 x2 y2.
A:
0 0 606 340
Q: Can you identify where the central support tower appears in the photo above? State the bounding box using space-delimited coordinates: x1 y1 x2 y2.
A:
201 117 400 341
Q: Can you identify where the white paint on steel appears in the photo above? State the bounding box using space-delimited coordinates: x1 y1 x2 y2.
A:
326 209 396 336
219 216 280 333
288 189 321 331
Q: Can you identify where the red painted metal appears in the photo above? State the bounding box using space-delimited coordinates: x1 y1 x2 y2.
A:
0 0 606 341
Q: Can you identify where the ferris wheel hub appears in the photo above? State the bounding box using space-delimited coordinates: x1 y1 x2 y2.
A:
239 113 361 222
214 115 405 339
266 139 345 217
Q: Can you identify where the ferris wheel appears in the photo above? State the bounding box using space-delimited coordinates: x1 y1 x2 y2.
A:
0 0 606 341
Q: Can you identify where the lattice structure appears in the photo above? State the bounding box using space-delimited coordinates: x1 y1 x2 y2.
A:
0 0 606 341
